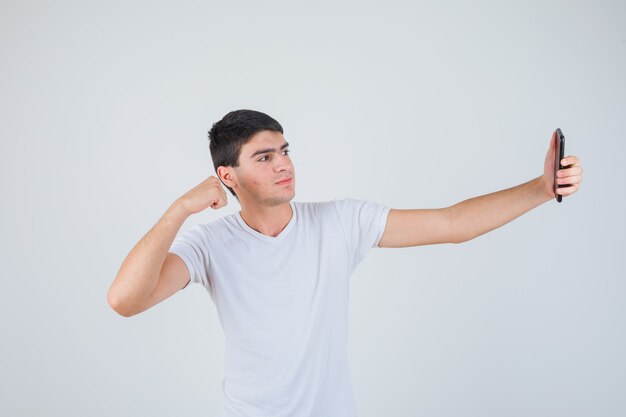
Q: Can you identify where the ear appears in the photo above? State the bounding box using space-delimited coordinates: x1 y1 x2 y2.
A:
217 166 237 189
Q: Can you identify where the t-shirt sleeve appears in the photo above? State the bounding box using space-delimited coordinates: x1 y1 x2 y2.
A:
332 198 391 270
168 224 211 291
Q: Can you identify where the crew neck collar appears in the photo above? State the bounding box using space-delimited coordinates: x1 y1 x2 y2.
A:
235 201 297 243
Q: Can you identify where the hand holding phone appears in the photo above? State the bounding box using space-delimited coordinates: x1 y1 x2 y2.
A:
553 128 571 203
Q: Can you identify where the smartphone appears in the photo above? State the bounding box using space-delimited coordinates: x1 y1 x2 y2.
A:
553 128 567 203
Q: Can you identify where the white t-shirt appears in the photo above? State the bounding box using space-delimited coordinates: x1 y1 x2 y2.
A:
169 198 391 417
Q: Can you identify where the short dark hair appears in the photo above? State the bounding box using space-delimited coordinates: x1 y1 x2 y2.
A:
208 109 284 198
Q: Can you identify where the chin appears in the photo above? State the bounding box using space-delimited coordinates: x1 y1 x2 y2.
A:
282 189 296 201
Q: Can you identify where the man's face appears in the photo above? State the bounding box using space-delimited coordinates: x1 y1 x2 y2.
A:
229 130 295 206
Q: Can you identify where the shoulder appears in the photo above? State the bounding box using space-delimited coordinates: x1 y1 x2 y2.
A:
297 197 367 210
293 199 335 213
296 198 384 225
331 197 384 213
293 198 381 217
291 200 340 225
179 212 238 241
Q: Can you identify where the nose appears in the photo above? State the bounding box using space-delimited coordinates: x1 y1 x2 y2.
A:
273 154 292 172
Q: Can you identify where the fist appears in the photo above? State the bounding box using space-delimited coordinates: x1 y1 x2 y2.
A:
178 176 228 215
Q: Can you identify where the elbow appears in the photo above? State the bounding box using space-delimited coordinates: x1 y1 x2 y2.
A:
446 206 468 244
452 235 468 244
453 235 472 244
107 288 135 318
452 235 474 245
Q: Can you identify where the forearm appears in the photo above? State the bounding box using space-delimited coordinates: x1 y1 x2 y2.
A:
449 175 553 243
108 200 190 314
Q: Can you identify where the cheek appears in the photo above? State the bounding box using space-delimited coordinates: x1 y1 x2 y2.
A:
245 175 262 188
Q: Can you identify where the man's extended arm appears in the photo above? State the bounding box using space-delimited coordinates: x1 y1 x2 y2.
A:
449 151 583 243
377 149 583 248
448 174 551 243
378 175 551 248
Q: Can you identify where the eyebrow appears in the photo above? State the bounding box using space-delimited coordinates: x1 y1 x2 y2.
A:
249 142 290 159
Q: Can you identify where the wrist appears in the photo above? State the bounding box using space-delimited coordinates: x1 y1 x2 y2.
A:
169 199 192 219
535 175 553 203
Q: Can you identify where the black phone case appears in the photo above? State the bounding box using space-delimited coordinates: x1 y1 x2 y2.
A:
554 128 566 203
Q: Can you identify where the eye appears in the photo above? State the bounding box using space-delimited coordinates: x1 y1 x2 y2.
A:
258 150 290 162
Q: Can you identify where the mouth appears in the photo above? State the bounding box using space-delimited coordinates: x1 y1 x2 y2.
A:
276 177 293 185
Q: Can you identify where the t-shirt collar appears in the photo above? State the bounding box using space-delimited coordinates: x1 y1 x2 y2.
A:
235 200 297 243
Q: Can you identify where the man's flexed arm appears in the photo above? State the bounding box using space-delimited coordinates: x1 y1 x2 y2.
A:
107 176 228 317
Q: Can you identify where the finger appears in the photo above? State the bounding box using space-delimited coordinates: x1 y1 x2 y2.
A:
561 156 580 166
557 166 583 177
556 174 582 185
557 184 579 195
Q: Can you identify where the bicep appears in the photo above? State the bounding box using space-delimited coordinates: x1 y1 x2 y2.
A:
135 252 191 315
377 207 460 248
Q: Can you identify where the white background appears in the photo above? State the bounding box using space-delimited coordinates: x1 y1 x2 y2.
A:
1 0 624 416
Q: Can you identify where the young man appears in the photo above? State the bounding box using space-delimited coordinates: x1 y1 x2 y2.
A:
107 109 583 416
